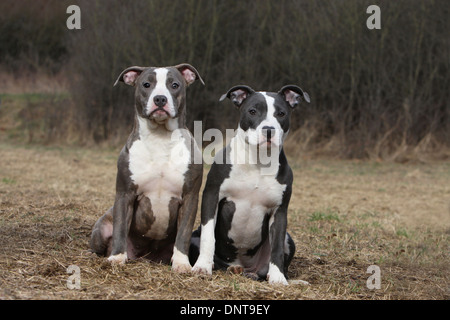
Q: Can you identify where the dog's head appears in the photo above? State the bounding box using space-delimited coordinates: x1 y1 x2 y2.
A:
220 85 310 149
115 63 204 125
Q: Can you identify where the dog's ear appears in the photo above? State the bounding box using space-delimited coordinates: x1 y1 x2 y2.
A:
219 85 256 108
278 85 310 108
174 63 205 86
114 66 148 86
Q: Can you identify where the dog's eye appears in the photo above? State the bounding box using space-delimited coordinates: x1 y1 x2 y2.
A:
277 111 286 117
143 82 151 88
248 109 257 116
171 82 180 89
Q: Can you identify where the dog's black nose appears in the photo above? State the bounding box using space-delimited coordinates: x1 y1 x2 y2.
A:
262 126 275 140
154 95 168 107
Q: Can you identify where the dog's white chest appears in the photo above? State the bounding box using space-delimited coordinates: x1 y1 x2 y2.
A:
128 125 189 238
219 164 286 249
220 166 285 208
129 134 188 197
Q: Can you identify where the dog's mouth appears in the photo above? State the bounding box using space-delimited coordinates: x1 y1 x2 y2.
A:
149 108 171 122
260 140 273 147
244 136 280 149
259 139 283 151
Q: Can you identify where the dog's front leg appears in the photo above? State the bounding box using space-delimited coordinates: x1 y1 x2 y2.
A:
108 192 136 264
267 184 292 285
172 164 203 273
267 207 289 285
191 179 220 275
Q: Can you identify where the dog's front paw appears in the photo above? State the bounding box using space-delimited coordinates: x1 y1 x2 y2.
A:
171 248 192 273
268 274 289 286
172 262 192 273
192 261 213 275
267 263 289 286
107 253 128 265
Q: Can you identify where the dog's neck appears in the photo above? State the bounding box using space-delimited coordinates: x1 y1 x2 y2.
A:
133 115 179 139
228 128 282 174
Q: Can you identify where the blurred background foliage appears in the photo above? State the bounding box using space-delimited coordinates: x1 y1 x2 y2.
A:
0 0 448 160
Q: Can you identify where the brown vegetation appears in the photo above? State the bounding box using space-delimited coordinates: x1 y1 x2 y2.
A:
0 0 448 159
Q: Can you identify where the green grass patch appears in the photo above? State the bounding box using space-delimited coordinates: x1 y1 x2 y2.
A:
396 228 409 238
309 209 341 222
1 177 16 184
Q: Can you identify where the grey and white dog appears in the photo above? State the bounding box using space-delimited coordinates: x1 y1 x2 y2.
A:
190 84 310 284
90 64 204 273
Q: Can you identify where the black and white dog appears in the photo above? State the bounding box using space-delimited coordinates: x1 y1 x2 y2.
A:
90 64 204 273
190 84 310 284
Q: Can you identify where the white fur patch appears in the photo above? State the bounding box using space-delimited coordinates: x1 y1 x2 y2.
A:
192 219 215 275
128 116 189 240
289 279 310 286
231 127 280 174
171 247 192 273
108 253 128 265
146 68 176 117
267 263 288 285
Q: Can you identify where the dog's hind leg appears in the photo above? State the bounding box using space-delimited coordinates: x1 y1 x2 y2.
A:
90 207 114 257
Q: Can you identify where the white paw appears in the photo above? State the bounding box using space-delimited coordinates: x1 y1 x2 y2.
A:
191 220 215 275
171 248 192 273
107 253 127 265
289 279 310 286
267 263 289 286
192 259 213 275
172 262 192 273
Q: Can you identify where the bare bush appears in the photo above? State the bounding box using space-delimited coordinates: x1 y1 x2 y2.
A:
3 0 448 159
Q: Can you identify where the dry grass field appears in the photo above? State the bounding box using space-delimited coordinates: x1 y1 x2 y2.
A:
0 140 448 300
0 91 448 301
